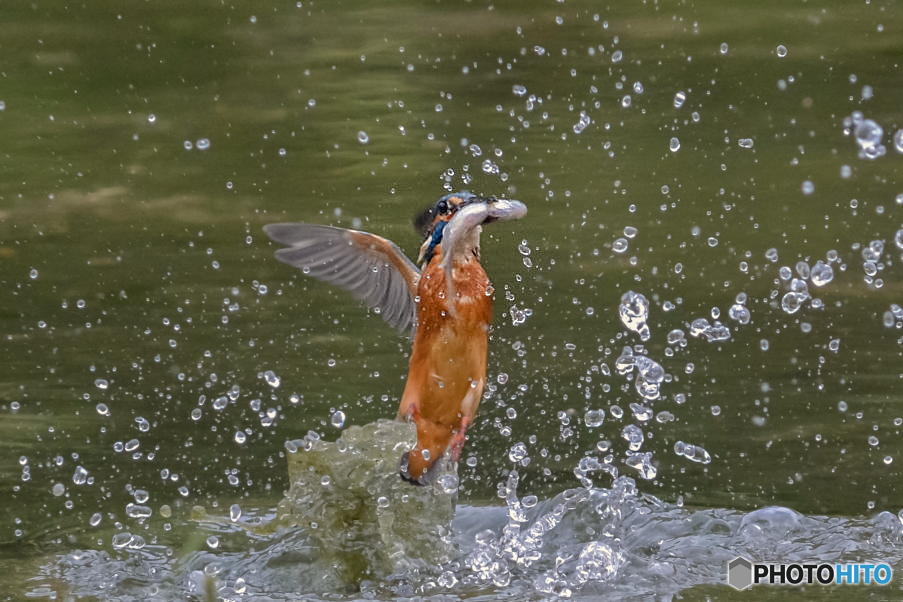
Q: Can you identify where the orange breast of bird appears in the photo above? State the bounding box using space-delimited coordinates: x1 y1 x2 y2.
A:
397 251 493 480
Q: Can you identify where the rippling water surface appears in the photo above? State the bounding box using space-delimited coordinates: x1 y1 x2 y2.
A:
1 0 902 599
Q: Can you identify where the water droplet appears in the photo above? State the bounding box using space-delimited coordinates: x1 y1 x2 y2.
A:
810 260 834 286
781 291 809 314
688 318 732 342
572 111 591 134
196 138 210 150
892 129 903 153
669 137 681 152
229 503 242 522
89 512 102 527
673 90 686 109
357 130 369 144
852 117 884 158
621 424 644 451
206 535 219 549
801 180 814 195
94 378 109 390
508 442 528 462
728 303 751 325
72 466 88 485
512 84 527 97
618 291 651 341
584 409 605 428
738 138 754 149
674 440 712 464
625 451 656 479
111 532 134 549
52 483 65 496
330 410 346 428
234 430 247 444
612 237 629 253
262 370 281 388
126 503 152 519
96 403 110 416
775 44 788 58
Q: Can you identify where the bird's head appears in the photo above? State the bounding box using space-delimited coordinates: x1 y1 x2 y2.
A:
414 192 527 266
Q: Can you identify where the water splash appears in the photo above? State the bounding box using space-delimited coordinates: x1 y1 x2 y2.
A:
279 420 458 587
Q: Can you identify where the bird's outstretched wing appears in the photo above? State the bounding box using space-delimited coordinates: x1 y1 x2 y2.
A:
263 223 421 335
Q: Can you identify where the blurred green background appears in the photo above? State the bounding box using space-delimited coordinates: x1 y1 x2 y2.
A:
0 0 902 594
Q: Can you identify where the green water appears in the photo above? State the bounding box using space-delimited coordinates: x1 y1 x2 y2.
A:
1 0 902 597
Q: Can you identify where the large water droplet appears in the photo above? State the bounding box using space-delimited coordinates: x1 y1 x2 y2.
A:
262 370 281 388
584 409 605 428
674 440 712 464
618 291 651 341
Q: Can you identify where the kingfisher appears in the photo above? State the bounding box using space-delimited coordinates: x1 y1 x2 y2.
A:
264 192 527 484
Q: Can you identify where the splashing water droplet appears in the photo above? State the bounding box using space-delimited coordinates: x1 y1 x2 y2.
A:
508 442 528 462
674 440 712 464
584 409 605 428
810 260 834 286
625 451 657 479
262 370 281 388
72 466 88 485
893 129 903 153
618 291 651 341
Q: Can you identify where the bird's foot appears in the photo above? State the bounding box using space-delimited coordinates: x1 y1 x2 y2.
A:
449 417 472 462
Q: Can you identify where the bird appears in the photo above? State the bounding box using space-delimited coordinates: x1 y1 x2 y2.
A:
264 192 527 484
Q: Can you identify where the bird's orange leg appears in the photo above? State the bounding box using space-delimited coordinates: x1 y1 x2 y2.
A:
450 416 472 462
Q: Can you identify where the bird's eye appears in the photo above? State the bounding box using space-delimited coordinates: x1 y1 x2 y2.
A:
436 200 449 214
